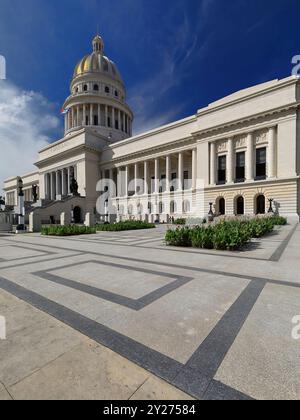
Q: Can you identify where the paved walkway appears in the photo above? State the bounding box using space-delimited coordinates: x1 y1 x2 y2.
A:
0 224 299 400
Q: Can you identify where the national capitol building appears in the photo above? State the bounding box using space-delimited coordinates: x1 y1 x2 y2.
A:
3 34 300 227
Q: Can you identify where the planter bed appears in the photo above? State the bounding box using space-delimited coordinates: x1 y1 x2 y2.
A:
165 216 287 251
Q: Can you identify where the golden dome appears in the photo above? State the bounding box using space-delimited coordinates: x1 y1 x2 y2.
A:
73 36 123 83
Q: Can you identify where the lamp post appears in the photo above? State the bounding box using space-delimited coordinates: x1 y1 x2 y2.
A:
208 202 214 222
268 198 274 214
17 177 25 231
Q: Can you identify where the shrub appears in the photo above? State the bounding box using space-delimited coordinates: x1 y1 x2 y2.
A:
165 216 287 251
190 225 214 249
173 218 186 225
165 227 192 247
41 225 96 236
271 216 287 226
96 220 155 232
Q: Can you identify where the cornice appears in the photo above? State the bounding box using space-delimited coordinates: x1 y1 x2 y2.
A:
102 115 197 153
100 136 197 168
193 103 299 142
196 76 299 116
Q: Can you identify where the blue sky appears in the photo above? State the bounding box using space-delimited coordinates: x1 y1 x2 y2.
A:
0 0 299 185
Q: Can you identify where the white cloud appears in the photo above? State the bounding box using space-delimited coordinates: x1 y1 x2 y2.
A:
0 80 61 192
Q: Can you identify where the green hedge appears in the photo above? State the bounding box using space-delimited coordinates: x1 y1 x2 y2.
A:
41 225 96 236
96 220 155 232
173 218 186 225
165 216 287 251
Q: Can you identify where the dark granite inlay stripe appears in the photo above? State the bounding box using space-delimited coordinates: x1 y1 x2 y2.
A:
0 275 182 382
0 274 255 400
269 224 298 262
172 280 265 399
33 260 193 310
5 238 300 290
203 380 254 401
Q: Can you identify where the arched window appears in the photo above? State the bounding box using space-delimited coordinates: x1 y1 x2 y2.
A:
148 202 152 214
217 197 226 215
94 115 99 126
83 84 88 92
170 201 177 214
235 196 244 216
137 203 143 215
93 84 99 91
183 200 191 213
115 90 119 97
159 202 164 214
256 195 266 215
105 86 110 94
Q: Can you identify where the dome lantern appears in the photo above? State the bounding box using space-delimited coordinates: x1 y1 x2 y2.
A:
92 35 104 54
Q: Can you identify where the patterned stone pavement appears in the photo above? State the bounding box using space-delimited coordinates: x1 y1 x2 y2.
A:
0 224 299 400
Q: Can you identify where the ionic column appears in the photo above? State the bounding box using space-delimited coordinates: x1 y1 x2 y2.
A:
109 169 114 197
117 168 122 198
71 108 75 129
192 149 197 190
134 163 138 195
64 114 67 133
166 155 171 192
90 104 93 126
125 166 129 197
77 106 80 127
112 108 115 129
56 171 60 198
123 113 126 132
44 174 48 199
67 167 71 195
154 158 160 194
61 170 66 196
144 161 149 195
178 152 183 191
227 138 234 184
105 106 108 127
246 133 254 181
50 172 55 200
83 105 86 125
118 110 121 130
68 110 72 131
98 104 101 126
268 127 277 178
210 142 216 185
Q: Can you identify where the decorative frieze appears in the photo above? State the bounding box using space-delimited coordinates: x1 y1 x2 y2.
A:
255 130 268 145
217 141 227 153
235 136 247 149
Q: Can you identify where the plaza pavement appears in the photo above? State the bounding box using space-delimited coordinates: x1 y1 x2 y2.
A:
0 223 299 400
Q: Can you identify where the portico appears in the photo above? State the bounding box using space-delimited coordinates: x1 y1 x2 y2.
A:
44 166 76 200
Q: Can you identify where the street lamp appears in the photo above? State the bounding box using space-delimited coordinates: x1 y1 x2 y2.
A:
208 202 214 222
268 198 274 214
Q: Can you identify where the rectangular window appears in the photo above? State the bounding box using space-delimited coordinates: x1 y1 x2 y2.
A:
171 172 177 192
160 174 166 193
183 170 189 190
256 148 266 179
151 176 155 194
236 152 245 182
218 156 226 184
